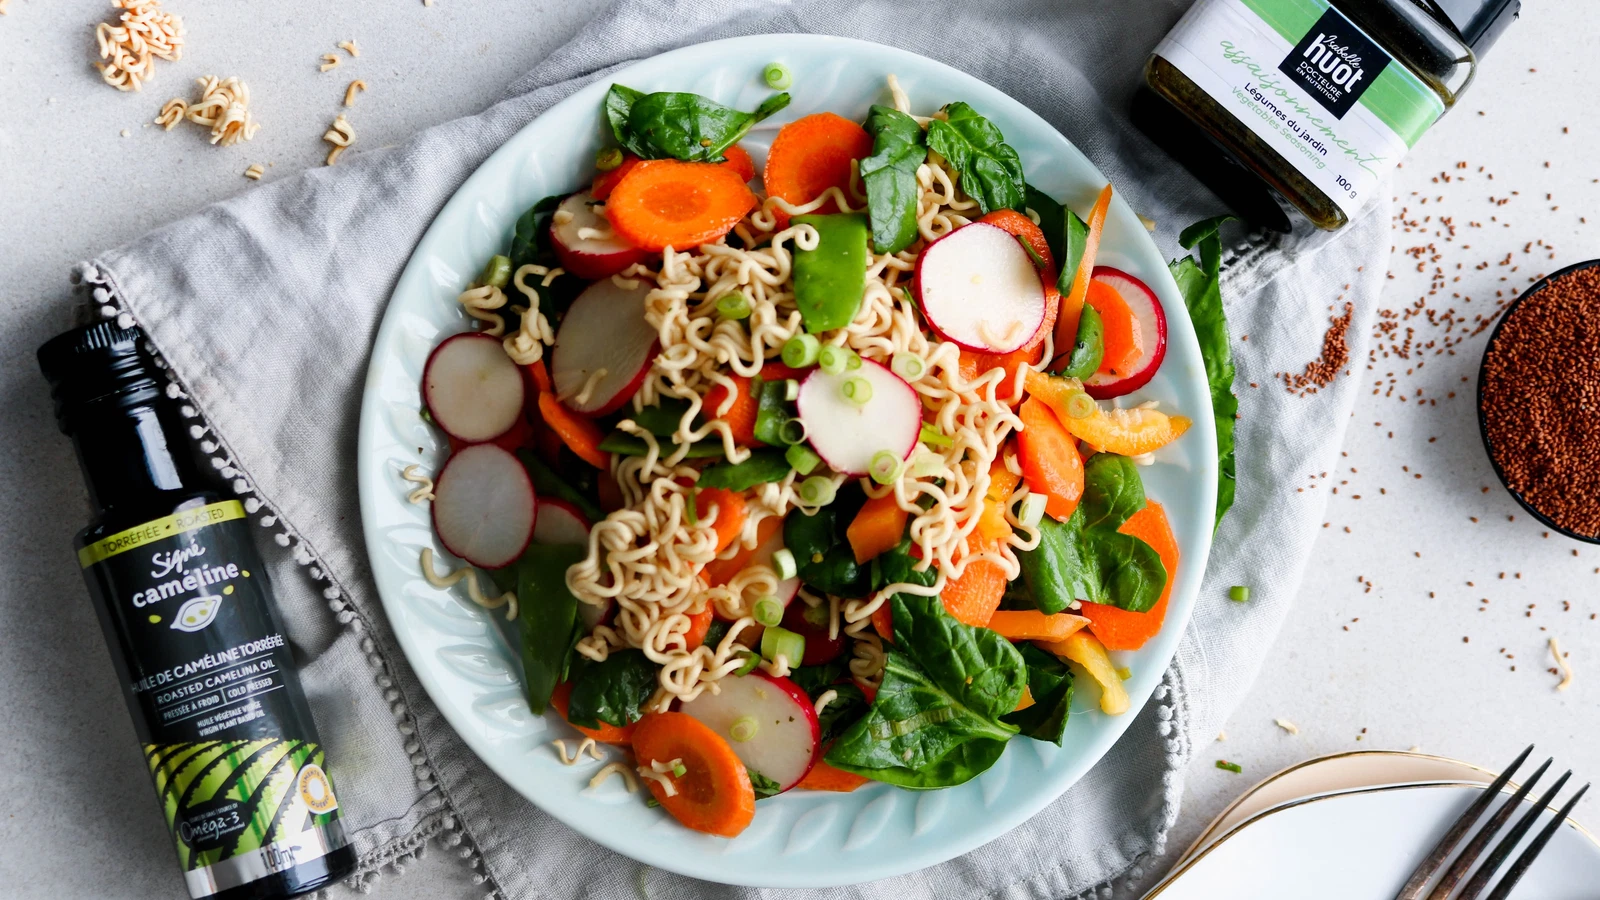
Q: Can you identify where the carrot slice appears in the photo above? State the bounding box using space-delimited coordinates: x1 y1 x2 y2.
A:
941 552 1007 627
1051 184 1113 369
592 154 642 201
701 515 783 588
1078 500 1178 650
1085 278 1142 378
526 358 553 394
796 758 870 792
695 488 747 555
986 609 1089 642
682 603 715 651
719 144 756 183
847 494 909 565
763 113 873 229
702 374 760 447
1016 398 1084 521
871 600 894 642
976 456 1021 546
550 681 636 745
631 712 755 837
538 391 610 470
607 160 757 252
979 209 1056 273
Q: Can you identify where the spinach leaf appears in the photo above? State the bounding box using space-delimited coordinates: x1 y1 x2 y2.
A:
790 659 848 695
784 484 869 596
513 544 587 714
598 430 725 459
515 449 602 524
603 85 645 147
1172 215 1239 530
829 737 1008 790
860 105 928 254
824 594 1023 786
1024 184 1066 263
713 446 790 487
924 102 1025 215
1017 454 1166 613
697 449 791 491
627 397 696 437
1002 645 1074 744
508 195 562 273
748 769 783 799
1057 208 1090 295
870 535 936 594
751 378 795 446
565 649 657 729
607 85 791 163
816 682 868 746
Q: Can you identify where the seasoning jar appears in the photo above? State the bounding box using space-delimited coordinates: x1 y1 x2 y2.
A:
37 322 356 900
1144 0 1519 230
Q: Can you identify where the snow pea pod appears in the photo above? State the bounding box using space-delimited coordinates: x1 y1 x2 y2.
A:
792 213 869 333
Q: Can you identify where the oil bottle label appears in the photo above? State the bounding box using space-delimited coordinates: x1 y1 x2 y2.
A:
1155 0 1445 218
80 500 348 898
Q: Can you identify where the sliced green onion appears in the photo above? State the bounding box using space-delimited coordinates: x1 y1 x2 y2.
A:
910 448 944 479
1229 585 1251 603
760 625 806 667
919 423 953 448
868 450 902 485
785 443 822 475
645 797 660 808
841 376 872 406
891 351 926 382
1216 760 1243 774
762 62 793 90
1115 666 1133 681
685 486 699 527
817 344 850 375
749 374 764 398
717 292 752 320
1064 391 1096 420
1017 492 1047 527
733 651 761 676
778 417 807 445
595 147 624 171
798 475 837 506
782 333 820 368
803 604 828 628
845 351 863 370
783 379 800 401
753 596 783 627
672 761 688 777
479 254 512 289
729 715 760 743
772 548 798 581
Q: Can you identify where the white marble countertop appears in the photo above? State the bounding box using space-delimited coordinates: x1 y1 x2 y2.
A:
3 1 1596 897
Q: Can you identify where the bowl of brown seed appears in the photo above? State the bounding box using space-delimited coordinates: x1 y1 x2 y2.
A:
1478 258 1600 544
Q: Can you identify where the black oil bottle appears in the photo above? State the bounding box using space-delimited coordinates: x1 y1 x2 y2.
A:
38 322 356 900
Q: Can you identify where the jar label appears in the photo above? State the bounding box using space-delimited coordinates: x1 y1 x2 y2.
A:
1156 0 1445 218
80 500 348 898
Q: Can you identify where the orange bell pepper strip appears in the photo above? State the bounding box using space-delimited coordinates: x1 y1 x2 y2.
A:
1078 500 1179 650
847 493 909 565
1016 398 1084 521
986 609 1090 642
1050 184 1113 370
538 392 610 470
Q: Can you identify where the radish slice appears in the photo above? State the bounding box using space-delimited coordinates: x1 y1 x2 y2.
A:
423 333 526 443
550 192 649 281
532 498 590 545
550 278 658 416
432 443 537 569
796 358 920 477
678 671 819 792
913 222 1046 353
1083 267 1168 400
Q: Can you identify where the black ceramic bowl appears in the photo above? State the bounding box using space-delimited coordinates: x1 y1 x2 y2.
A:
1476 257 1600 545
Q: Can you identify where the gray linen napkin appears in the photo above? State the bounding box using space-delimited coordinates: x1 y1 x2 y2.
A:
74 0 1391 896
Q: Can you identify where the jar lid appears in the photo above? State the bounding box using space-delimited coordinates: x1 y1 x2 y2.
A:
1417 0 1520 57
36 321 164 433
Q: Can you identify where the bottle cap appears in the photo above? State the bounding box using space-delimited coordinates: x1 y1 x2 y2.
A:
36 321 164 434
1418 0 1520 57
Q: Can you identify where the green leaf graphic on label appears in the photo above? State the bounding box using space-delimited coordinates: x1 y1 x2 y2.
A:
171 593 224 632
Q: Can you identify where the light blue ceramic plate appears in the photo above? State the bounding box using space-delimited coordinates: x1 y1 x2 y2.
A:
357 34 1216 888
